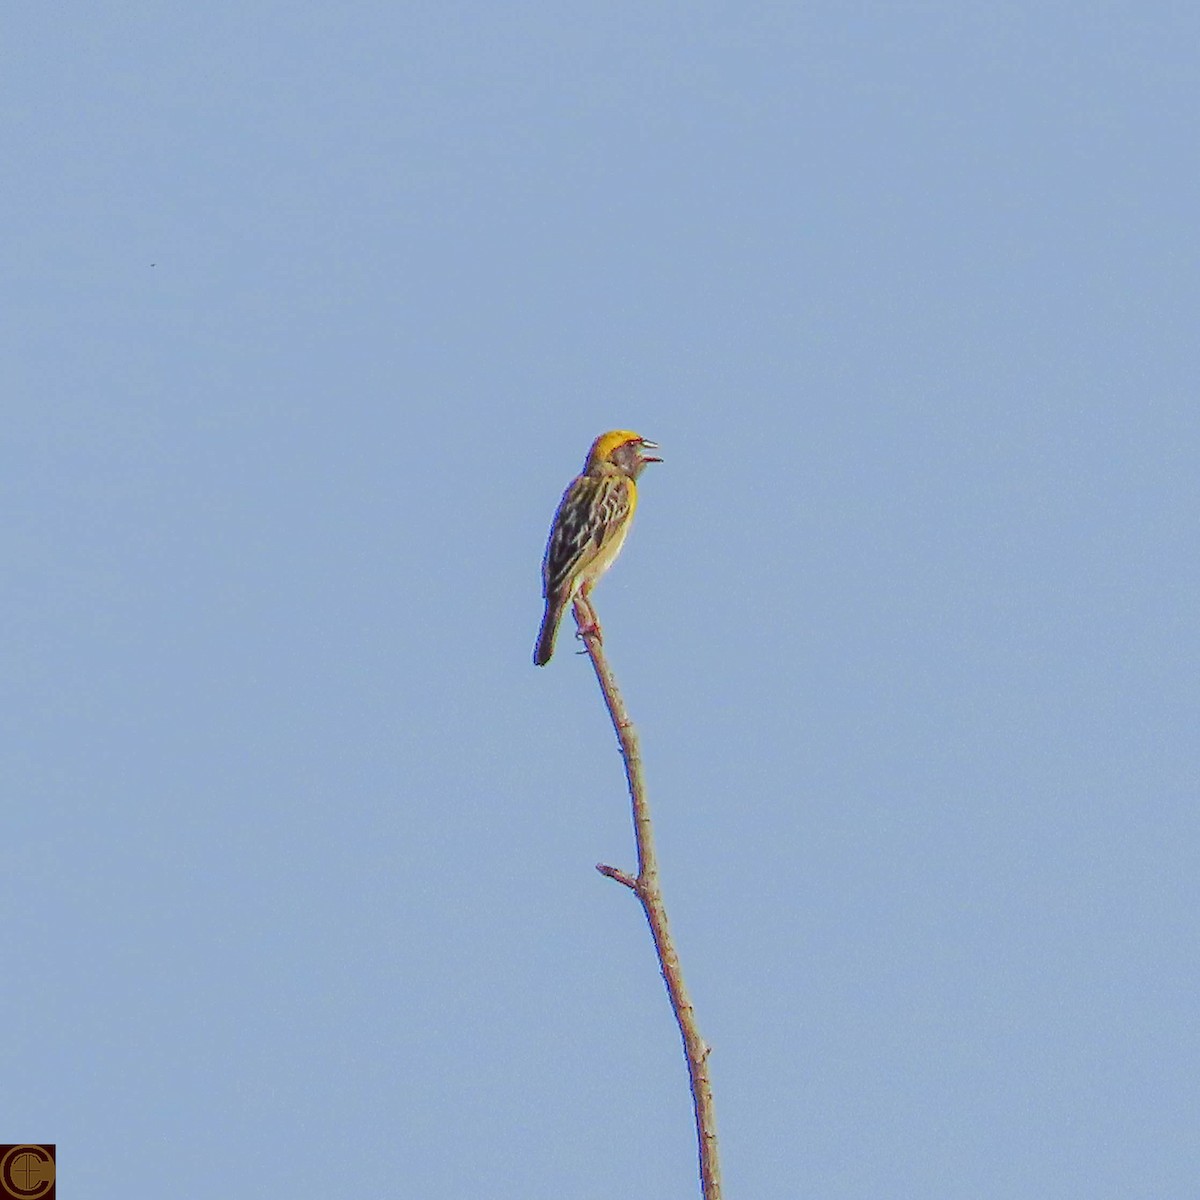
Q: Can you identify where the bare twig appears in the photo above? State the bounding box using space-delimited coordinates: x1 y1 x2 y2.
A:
572 596 722 1200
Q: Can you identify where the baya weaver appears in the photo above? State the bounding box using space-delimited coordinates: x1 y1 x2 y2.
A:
533 430 661 666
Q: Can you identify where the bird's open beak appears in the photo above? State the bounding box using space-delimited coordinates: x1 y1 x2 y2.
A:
639 438 663 463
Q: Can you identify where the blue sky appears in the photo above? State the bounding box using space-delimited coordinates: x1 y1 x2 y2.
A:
5 4 1198 1197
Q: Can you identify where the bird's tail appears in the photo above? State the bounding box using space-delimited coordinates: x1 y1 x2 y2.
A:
533 595 567 666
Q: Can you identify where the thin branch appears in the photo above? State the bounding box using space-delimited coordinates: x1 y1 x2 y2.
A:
595 862 638 890
572 596 722 1200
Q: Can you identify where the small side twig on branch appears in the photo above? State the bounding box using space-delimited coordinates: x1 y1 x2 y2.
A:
572 596 722 1200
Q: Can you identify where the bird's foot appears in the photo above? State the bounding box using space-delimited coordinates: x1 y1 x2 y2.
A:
574 619 602 645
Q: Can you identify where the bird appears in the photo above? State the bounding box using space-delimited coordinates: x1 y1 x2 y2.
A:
533 430 661 666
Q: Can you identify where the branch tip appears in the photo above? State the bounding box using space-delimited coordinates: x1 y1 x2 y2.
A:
595 862 638 890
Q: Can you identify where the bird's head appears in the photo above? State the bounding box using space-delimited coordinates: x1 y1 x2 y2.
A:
586 430 662 479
